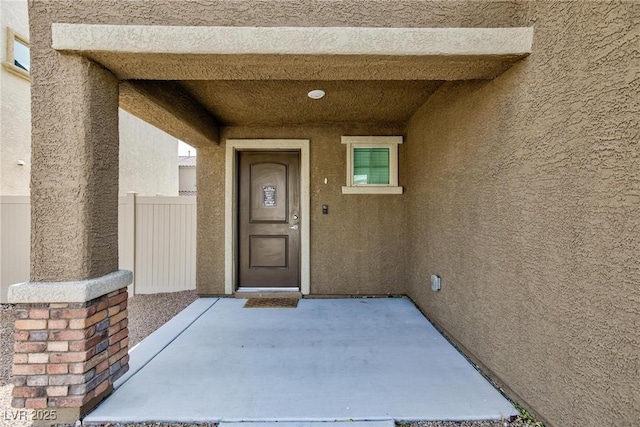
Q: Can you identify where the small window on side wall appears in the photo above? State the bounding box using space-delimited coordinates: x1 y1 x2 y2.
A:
2 28 30 80
341 136 403 194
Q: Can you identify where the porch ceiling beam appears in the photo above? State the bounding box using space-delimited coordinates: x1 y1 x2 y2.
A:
52 24 532 57
119 80 220 148
52 24 533 81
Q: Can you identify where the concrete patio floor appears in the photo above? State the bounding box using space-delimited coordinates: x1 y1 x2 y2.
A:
84 297 517 425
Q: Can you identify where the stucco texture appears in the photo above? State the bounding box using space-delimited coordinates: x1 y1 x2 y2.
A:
118 109 178 197
27 0 640 426
197 124 406 296
404 2 640 426
180 80 442 126
0 0 31 196
2 2 179 200
29 1 121 281
30 0 525 29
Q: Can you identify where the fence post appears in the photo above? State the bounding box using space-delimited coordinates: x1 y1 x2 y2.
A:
123 191 137 296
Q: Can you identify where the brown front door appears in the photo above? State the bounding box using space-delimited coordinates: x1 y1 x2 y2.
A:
238 151 300 288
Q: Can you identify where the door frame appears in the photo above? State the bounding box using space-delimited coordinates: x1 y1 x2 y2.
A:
224 139 310 295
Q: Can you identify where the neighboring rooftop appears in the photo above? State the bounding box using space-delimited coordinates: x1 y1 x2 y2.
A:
179 155 196 167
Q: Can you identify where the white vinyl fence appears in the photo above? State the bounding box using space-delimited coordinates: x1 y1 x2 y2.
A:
0 196 31 303
0 194 196 303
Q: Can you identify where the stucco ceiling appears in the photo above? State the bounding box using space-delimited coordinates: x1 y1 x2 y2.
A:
56 24 532 144
178 80 443 125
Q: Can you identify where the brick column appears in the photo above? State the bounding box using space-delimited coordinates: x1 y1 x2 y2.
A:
11 286 130 423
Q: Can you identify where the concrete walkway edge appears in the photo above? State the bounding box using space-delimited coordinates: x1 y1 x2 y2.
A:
114 297 219 389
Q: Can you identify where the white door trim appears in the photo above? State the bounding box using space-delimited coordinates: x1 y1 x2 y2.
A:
225 139 310 295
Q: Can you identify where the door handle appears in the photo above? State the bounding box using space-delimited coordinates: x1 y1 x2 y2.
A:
289 224 299 230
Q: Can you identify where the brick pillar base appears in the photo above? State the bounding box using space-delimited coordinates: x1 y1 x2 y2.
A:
12 288 129 425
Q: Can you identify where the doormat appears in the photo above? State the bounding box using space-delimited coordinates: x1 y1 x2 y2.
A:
243 298 299 309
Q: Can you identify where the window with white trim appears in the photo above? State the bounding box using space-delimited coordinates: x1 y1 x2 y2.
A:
341 136 403 194
2 28 30 80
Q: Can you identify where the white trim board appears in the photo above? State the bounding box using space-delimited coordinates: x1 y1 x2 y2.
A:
224 139 311 295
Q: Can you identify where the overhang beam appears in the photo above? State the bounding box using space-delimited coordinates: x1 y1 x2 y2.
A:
119 81 219 147
52 24 533 81
53 24 532 56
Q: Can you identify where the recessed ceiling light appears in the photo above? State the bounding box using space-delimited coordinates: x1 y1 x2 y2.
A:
307 89 326 100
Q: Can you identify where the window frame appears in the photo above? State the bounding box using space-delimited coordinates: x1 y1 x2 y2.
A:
2 27 30 81
341 136 403 194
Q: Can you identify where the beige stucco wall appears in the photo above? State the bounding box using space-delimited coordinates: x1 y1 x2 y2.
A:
197 124 406 296
26 0 640 425
118 109 178 196
0 0 31 196
29 48 119 281
404 2 640 426
28 0 526 30
28 2 117 281
2 0 179 200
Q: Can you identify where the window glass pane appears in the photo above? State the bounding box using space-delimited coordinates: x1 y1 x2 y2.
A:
353 147 389 184
14 38 30 72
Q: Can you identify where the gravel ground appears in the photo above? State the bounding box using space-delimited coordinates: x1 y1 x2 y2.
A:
127 290 198 347
0 292 536 427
